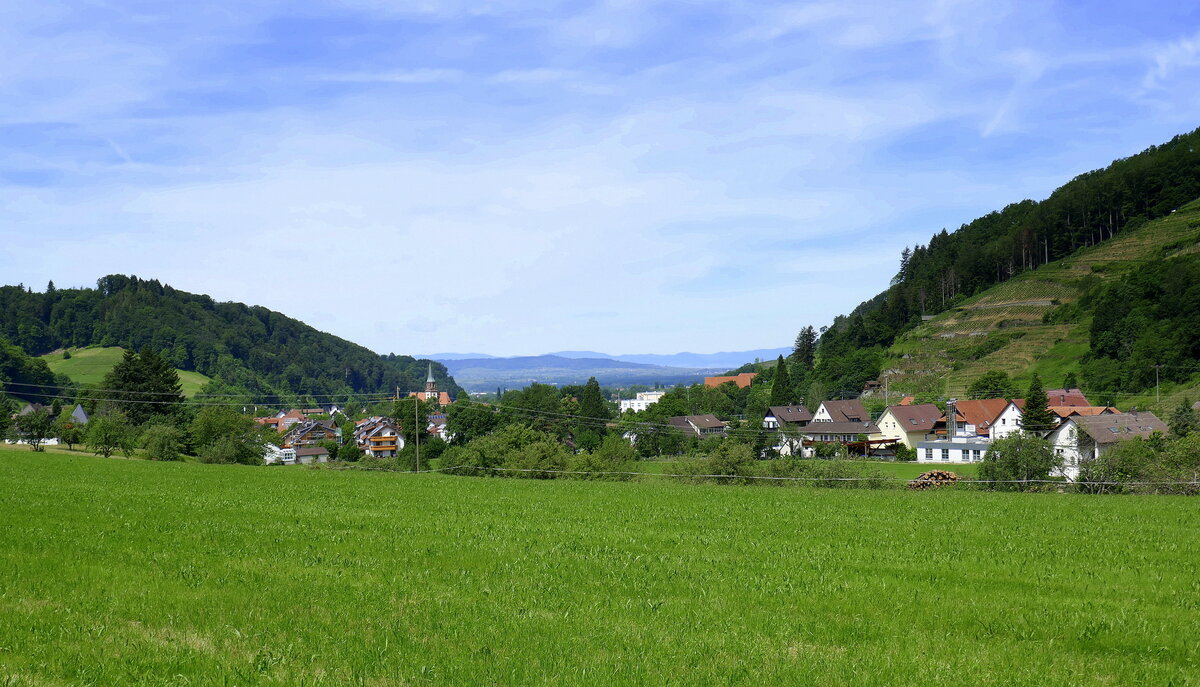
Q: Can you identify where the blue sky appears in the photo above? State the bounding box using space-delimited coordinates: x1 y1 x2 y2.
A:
2 1 1199 356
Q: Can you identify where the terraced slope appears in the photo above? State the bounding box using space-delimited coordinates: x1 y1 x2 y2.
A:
883 197 1200 408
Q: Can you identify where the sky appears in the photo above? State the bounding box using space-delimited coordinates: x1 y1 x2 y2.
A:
2 1 1199 357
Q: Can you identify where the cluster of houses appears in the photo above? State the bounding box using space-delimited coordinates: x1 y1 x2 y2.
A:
658 388 1169 480
255 366 451 465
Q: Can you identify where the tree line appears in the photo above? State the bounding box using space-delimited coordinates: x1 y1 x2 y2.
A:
0 275 461 403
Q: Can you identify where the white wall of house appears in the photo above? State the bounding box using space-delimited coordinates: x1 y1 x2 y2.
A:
916 440 989 463
811 404 836 422
620 391 666 413
1045 420 1094 480
991 402 1025 440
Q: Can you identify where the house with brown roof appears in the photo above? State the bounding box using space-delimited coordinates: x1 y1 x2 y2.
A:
762 405 812 429
1044 388 1091 407
812 399 870 424
703 373 757 389
933 398 1010 438
295 446 332 465
1046 411 1169 479
799 420 883 445
876 403 941 449
353 417 404 458
992 399 1119 440
669 414 728 437
281 420 340 449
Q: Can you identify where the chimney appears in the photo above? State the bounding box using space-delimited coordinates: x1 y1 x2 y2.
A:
947 398 958 438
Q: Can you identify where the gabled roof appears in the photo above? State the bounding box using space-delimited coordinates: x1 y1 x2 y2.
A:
819 399 869 423
295 446 330 456
1044 388 1090 407
767 405 812 424
801 421 881 435
668 414 726 432
1049 405 1118 418
882 403 941 432
1068 413 1168 444
946 398 1010 434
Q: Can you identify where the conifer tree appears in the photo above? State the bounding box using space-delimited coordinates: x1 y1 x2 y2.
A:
769 356 792 407
1019 374 1056 434
791 326 817 369
578 377 610 420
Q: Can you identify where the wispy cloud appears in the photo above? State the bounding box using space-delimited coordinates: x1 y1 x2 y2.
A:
1 0 1199 355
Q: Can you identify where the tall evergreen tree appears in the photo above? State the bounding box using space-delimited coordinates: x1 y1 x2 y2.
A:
101 346 184 425
578 377 610 420
769 356 792 407
1019 374 1056 433
791 326 817 369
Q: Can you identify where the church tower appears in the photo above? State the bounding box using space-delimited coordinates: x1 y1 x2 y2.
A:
424 363 437 400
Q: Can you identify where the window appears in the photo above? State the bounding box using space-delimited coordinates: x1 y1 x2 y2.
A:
940 449 949 461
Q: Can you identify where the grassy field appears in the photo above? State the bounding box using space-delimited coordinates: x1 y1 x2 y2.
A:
0 448 1197 686
40 346 212 397
638 458 979 479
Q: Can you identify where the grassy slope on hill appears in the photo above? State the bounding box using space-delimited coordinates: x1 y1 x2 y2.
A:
884 197 1200 412
39 346 212 398
0 449 1196 686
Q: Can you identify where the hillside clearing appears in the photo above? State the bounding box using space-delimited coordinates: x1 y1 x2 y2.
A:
40 346 211 397
0 449 1196 686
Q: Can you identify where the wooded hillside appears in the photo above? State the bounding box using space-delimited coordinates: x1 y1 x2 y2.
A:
0 276 460 401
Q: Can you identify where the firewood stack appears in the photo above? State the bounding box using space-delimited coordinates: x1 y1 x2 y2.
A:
908 470 960 490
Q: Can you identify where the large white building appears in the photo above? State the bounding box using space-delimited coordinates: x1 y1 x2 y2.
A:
620 391 666 413
1045 412 1167 479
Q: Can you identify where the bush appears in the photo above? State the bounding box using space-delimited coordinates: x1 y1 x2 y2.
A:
86 415 132 459
142 424 183 461
978 434 1061 491
199 435 263 465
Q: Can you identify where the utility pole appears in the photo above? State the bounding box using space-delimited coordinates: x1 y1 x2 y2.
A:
1155 364 1162 407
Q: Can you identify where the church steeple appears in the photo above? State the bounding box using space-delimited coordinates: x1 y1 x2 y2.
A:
424 363 437 398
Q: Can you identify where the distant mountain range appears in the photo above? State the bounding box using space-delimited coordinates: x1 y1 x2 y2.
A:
429 349 791 391
419 348 790 370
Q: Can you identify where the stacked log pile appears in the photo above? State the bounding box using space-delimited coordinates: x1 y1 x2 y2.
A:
908 470 960 490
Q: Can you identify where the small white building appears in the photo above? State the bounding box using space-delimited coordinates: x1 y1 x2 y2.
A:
620 391 666 413
1045 412 1167 480
915 437 990 464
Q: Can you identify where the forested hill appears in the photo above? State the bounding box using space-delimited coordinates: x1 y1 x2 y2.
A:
0 275 461 401
808 127 1200 393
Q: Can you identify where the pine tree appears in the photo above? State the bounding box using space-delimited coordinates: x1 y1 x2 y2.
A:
1019 374 1056 434
578 377 610 420
791 326 817 369
1168 399 1198 438
101 346 183 425
769 356 792 407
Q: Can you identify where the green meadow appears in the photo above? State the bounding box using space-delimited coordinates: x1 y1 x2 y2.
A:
0 447 1196 686
40 346 212 398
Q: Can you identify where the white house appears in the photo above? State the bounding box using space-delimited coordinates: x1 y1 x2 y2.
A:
1045 412 1167 480
917 399 990 463
991 400 1119 441
762 405 812 429
620 391 666 413
812 399 870 424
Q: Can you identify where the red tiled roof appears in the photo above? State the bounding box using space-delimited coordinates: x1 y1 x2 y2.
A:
703 373 758 389
948 399 1009 434
820 399 869 423
1045 388 1090 407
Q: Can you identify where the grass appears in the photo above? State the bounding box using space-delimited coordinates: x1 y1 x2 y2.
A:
638 458 979 480
41 346 212 398
1 448 1197 686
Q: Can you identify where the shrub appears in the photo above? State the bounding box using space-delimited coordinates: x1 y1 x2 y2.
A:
142 424 184 461
978 434 1061 491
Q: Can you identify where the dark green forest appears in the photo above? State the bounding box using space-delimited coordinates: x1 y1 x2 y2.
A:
807 127 1200 394
0 275 460 402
